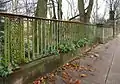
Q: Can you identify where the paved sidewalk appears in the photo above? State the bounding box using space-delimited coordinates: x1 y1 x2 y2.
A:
81 36 120 84
54 36 120 84
33 36 120 84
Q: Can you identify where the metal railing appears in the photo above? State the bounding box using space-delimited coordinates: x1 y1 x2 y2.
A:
0 13 97 66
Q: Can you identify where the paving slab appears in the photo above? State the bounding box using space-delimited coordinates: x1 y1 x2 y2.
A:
82 37 120 84
106 38 120 84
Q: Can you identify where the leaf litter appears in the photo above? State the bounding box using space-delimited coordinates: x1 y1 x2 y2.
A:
33 57 96 84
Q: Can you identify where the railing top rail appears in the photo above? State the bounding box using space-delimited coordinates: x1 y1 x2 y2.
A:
0 12 96 26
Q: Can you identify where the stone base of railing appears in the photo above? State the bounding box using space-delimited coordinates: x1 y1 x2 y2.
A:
98 36 113 44
0 45 95 84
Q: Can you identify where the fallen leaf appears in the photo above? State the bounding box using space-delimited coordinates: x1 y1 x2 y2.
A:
62 72 70 79
66 63 69 66
43 76 47 79
74 80 81 84
80 74 87 77
89 68 94 72
33 80 41 84
90 55 94 58
94 53 99 57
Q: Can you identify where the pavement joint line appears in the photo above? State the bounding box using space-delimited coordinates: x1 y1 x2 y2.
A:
105 47 116 84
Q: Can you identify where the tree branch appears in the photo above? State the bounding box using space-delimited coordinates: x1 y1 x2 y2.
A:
69 14 80 20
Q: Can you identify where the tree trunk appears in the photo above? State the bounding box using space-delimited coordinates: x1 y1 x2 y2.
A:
35 0 48 17
85 0 94 22
57 0 62 20
78 0 94 23
78 0 85 21
51 0 57 19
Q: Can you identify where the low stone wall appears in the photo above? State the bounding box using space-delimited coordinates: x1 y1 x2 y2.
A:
0 46 91 84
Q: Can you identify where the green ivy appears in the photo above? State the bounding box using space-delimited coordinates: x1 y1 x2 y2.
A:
75 38 89 48
0 38 93 77
58 38 89 53
45 45 59 56
0 57 13 77
58 42 76 53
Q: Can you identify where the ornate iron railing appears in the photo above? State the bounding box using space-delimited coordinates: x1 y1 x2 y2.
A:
0 13 97 67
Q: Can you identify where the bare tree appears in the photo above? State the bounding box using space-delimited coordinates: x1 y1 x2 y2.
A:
35 0 48 17
57 0 62 19
78 0 94 22
51 0 57 19
106 0 120 19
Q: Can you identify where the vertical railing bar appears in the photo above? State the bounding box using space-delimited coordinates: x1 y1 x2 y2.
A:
78 23 80 40
14 18 17 63
94 25 96 41
42 20 45 55
74 23 75 41
64 22 66 42
42 20 44 55
32 19 35 59
7 18 11 64
64 23 67 42
59 21 61 43
38 19 42 57
56 21 58 50
44 20 47 55
64 23 68 42
54 21 57 50
61 22 63 43
76 23 78 41
67 23 69 41
18 18 22 62
9 18 13 64
74 23 77 41
75 23 77 41
47 20 50 54
70 23 72 42
49 21 52 54
57 21 60 45
72 23 75 41
22 19 26 61
27 18 30 61
51 21 54 50
52 21 55 49
40 20 43 56
87 24 89 39
4 17 8 65
73 23 75 41
69 23 72 43
78 23 79 40
19 18 22 62
46 21 49 54
71 23 73 42
21 18 25 61
67 23 69 42
38 20 41 56
37 19 40 57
